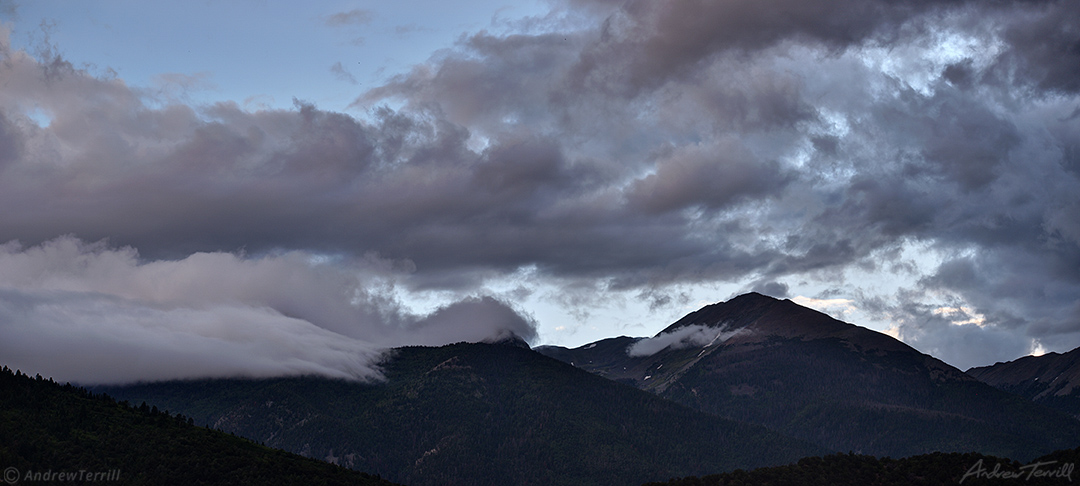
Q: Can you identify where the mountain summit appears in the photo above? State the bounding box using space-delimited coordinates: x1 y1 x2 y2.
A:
657 292 916 353
538 293 1080 460
539 292 955 394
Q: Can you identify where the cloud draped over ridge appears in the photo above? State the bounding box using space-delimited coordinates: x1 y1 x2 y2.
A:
627 325 746 358
0 0 1078 373
0 237 537 384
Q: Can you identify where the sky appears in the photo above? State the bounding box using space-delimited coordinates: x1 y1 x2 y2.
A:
0 0 1078 384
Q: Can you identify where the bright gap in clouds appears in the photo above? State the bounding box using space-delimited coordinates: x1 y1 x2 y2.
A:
857 27 1002 97
23 106 51 128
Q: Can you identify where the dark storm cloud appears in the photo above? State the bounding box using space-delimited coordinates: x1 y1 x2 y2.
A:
626 139 792 214
866 289 1034 370
751 281 790 299
561 0 967 97
0 37 733 287
0 110 22 167
989 0 1080 93
1 0 1079 373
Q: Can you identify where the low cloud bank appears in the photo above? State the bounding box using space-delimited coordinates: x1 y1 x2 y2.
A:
0 237 537 384
627 324 746 357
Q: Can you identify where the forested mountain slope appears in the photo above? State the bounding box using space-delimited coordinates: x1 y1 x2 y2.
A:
968 346 1080 420
0 366 397 486
100 341 824 486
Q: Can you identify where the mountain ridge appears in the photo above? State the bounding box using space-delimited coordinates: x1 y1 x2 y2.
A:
537 292 1080 460
98 340 826 486
0 365 399 486
11 359 1080 486
967 346 1080 420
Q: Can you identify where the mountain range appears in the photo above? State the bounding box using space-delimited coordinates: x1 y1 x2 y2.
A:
968 346 1080 420
97 340 823 486
536 293 1080 460
37 292 1080 484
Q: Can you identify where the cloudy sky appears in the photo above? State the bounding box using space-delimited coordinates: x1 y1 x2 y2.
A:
0 0 1077 383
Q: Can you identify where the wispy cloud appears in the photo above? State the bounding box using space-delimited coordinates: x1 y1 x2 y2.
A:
324 9 374 27
330 61 358 84
627 325 746 357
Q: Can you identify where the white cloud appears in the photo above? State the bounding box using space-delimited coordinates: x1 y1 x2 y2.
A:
931 306 987 327
792 296 857 319
0 236 536 384
627 324 745 357
0 291 385 384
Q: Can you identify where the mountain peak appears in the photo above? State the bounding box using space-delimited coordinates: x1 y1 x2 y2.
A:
659 292 820 336
483 332 532 349
733 291 777 301
654 292 919 356
539 293 1080 461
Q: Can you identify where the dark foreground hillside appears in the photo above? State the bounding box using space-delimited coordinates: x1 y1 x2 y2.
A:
0 366 397 486
100 341 825 486
644 448 1080 486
